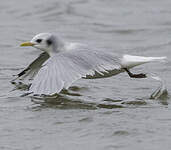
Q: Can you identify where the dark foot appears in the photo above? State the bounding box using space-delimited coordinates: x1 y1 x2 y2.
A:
124 68 147 78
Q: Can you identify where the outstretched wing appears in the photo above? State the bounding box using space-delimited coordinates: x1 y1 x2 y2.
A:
13 52 49 83
29 50 121 95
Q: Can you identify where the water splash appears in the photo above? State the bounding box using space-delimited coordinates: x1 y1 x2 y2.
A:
150 74 168 100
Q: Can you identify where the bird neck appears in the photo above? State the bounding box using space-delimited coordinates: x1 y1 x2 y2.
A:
48 40 66 57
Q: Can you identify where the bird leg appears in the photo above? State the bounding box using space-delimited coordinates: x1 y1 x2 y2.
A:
124 68 147 78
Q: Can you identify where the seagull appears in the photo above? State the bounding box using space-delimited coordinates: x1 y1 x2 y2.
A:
13 33 166 95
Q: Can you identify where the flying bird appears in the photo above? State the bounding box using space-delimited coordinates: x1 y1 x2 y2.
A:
14 33 166 95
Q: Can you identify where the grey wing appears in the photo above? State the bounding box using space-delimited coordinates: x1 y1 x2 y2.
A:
29 50 122 95
12 52 49 83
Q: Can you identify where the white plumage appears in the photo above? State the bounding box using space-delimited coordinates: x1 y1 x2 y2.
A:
15 33 166 95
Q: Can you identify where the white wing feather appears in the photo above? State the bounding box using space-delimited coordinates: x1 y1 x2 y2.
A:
29 49 121 95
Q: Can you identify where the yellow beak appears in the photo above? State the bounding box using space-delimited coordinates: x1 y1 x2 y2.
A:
20 42 35 47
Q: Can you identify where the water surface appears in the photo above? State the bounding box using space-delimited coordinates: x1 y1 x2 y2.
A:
0 0 171 150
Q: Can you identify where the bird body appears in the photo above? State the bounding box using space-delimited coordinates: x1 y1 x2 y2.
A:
16 33 166 95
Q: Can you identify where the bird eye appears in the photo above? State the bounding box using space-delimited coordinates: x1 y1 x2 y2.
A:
36 39 42 43
46 39 52 46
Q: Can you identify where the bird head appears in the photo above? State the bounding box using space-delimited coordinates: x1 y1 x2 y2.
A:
20 33 64 55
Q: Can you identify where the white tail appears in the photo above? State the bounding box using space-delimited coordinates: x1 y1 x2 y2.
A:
121 54 166 68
